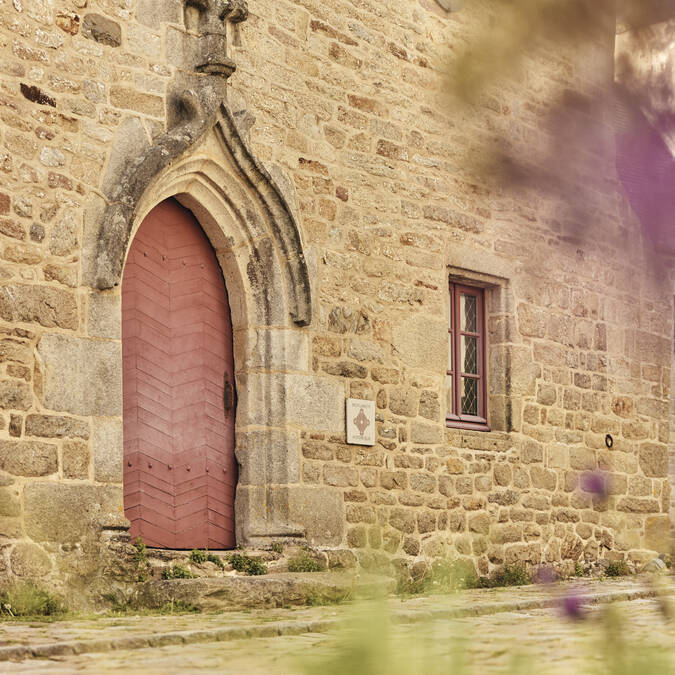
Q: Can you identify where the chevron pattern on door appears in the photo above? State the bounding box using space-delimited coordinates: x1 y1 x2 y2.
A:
122 198 236 549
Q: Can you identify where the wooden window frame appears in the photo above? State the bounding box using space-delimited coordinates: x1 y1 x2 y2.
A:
446 282 490 431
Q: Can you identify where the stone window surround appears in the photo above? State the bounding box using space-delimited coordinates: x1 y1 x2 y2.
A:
445 254 516 434
447 281 488 430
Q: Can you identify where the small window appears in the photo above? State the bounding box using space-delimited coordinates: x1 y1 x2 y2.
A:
446 282 489 431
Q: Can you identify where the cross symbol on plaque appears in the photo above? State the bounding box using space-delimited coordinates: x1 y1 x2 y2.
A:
353 408 370 437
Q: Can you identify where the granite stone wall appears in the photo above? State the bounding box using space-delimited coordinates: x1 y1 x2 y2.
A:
0 0 672 596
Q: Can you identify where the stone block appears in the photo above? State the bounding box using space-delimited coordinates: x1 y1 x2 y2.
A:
389 508 415 533
530 466 557 490
617 497 660 513
324 464 358 487
504 543 542 565
87 292 121 339
494 463 512 486
24 482 123 543
391 315 447 372
0 284 77 329
0 440 57 476
570 448 596 471
288 486 344 546
507 345 538 397
236 429 300 485
0 486 21 517
0 380 32 410
469 512 490 534
62 441 90 479
93 417 123 483
410 421 443 444
37 334 122 416
10 542 51 577
522 440 543 463
239 374 344 433
82 13 122 47
518 303 547 338
409 473 436 493
536 383 557 406
638 443 668 477
388 387 419 417
0 338 30 364
491 523 522 544
347 338 385 363
136 0 182 28
418 390 440 420
101 117 150 200
644 516 669 553
246 329 309 371
25 414 89 439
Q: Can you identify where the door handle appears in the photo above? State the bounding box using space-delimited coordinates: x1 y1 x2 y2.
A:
224 375 235 415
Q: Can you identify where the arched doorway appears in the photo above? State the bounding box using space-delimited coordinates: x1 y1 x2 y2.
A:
122 198 237 549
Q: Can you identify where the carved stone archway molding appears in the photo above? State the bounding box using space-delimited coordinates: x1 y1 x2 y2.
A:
78 0 346 549
95 96 312 327
86 94 334 545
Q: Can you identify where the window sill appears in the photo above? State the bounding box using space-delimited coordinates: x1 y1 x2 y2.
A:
446 417 491 432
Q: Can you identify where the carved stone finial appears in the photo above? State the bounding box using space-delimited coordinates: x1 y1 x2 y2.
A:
182 0 249 79
224 0 248 23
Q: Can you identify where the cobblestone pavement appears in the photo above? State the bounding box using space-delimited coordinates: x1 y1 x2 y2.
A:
1 578 673 674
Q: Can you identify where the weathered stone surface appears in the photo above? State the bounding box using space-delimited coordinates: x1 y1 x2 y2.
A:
101 117 150 201
237 429 300 486
82 13 122 47
87 292 121 339
0 441 57 476
133 572 392 611
410 422 443 444
37 335 122 416
0 338 30 364
570 448 596 471
240 374 344 433
392 316 447 372
638 443 668 477
62 441 90 479
25 414 89 439
644 516 669 553
0 486 21 517
0 284 78 329
0 380 32 410
288 487 344 546
10 542 51 577
469 513 490 535
24 483 123 543
93 418 123 483
0 0 669 591
389 388 419 417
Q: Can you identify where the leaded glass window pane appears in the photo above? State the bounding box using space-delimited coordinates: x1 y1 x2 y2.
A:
461 335 478 374
461 377 478 416
460 293 477 332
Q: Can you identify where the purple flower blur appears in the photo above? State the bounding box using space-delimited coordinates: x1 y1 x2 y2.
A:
581 471 608 499
535 566 557 585
561 594 585 621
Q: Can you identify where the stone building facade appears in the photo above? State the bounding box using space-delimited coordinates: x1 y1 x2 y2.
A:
0 0 672 595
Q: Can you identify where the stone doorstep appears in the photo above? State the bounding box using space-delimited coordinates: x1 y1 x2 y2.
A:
0 582 672 664
131 571 393 611
145 545 330 578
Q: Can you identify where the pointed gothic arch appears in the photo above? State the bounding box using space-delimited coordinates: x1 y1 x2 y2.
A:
86 100 320 546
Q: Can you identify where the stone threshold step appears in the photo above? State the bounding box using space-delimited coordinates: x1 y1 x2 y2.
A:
131 571 392 611
0 584 671 663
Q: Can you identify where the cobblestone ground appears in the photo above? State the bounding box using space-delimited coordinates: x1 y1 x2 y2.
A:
1 579 673 674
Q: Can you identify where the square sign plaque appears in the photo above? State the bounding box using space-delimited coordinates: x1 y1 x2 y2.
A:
346 398 375 446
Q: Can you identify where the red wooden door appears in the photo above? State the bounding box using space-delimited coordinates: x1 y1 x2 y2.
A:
122 198 237 549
